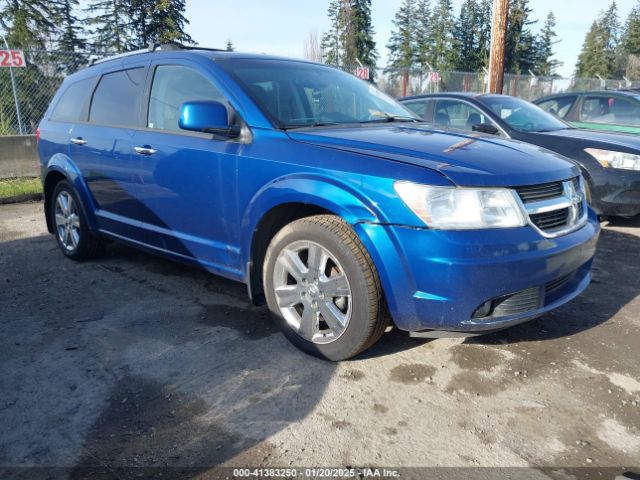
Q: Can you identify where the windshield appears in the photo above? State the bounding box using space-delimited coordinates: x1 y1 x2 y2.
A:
479 96 570 132
218 59 419 129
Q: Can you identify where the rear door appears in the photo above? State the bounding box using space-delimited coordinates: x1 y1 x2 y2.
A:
70 61 149 241
133 60 243 271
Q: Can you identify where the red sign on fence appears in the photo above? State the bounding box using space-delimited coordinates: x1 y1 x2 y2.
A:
428 71 440 83
0 50 26 67
355 67 370 80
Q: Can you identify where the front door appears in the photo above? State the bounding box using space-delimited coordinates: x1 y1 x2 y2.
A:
134 62 243 274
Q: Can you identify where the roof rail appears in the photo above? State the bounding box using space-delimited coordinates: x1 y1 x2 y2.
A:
86 41 225 67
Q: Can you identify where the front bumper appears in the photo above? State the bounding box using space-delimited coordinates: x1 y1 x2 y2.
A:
589 168 640 217
354 210 600 333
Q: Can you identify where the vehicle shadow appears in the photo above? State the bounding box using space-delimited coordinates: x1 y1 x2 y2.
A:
468 223 640 346
0 233 336 480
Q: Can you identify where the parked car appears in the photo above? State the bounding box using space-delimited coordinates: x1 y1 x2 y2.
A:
534 90 640 135
400 93 640 217
38 45 599 360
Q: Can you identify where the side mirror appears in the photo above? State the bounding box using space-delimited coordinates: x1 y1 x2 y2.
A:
179 100 241 138
472 123 499 135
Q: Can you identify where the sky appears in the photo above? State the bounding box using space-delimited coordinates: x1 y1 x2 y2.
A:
184 0 640 77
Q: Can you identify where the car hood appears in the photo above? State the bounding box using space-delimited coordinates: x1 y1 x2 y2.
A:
538 127 640 150
287 124 578 187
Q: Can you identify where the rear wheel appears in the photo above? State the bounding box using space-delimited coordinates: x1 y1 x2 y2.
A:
51 180 105 261
263 215 387 361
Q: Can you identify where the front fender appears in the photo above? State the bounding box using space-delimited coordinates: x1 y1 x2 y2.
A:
44 154 99 232
240 173 383 266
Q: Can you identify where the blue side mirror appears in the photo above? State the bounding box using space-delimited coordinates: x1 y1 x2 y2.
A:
179 100 241 138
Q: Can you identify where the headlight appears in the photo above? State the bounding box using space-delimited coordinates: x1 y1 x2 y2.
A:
394 182 527 229
585 148 640 171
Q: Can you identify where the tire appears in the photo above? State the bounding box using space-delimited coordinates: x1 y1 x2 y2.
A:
263 214 387 361
51 180 106 261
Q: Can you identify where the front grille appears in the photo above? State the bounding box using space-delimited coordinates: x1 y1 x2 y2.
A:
515 181 564 203
515 176 585 236
492 287 541 317
529 208 570 230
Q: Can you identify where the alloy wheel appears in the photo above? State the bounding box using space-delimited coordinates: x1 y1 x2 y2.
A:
272 240 352 344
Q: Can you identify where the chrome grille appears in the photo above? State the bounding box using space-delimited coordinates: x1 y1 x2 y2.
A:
515 181 564 203
515 176 587 237
530 208 569 230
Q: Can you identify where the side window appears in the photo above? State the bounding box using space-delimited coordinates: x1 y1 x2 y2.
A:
89 67 146 127
580 96 615 123
148 65 227 132
403 100 428 119
608 97 640 126
50 77 95 122
433 99 496 131
538 96 575 119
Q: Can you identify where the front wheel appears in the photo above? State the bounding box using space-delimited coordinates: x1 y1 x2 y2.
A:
263 215 387 361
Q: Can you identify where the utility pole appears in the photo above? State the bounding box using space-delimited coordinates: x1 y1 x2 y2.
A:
488 0 509 94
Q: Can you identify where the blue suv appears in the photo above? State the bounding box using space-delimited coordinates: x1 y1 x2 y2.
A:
38 45 600 360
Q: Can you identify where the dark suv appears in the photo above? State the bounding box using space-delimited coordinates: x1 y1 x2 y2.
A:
37 44 599 360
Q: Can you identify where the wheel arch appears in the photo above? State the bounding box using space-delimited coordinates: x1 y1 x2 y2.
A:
43 154 98 234
242 174 383 305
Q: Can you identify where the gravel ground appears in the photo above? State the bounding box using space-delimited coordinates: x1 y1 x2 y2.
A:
0 201 639 480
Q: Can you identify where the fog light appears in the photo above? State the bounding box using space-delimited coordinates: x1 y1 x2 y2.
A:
472 300 493 319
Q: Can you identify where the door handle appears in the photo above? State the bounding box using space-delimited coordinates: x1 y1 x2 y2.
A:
70 137 86 145
134 146 157 155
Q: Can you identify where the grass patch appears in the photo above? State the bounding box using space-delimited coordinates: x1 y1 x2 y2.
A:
0 177 42 200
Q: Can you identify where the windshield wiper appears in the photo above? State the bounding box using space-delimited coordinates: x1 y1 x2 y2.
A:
359 114 420 124
280 121 341 130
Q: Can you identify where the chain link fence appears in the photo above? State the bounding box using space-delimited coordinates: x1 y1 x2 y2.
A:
365 67 640 101
3 50 640 136
0 50 108 135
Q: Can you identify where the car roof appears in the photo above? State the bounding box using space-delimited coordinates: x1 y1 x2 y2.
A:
401 92 480 101
66 44 328 84
400 92 517 102
535 90 640 102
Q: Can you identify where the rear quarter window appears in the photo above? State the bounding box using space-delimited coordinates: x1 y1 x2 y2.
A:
50 77 95 122
89 67 146 127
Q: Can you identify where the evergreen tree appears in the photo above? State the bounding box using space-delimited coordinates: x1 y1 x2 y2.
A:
414 0 432 71
575 2 621 77
429 0 455 70
54 0 85 52
86 0 131 53
535 11 561 76
575 20 607 76
321 0 345 64
226 40 234 52
51 0 86 72
621 0 640 56
128 0 153 48
505 0 537 73
476 0 492 69
0 0 55 48
321 0 376 68
344 0 378 68
145 0 193 45
620 0 640 77
386 0 416 69
452 0 480 71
